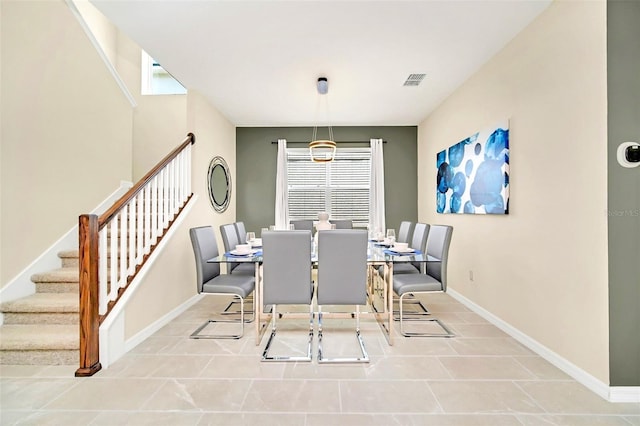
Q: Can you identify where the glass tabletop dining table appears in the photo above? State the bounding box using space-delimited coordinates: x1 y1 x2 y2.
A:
207 240 434 346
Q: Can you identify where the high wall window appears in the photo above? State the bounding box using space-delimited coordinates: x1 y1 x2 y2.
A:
141 51 187 95
287 147 371 226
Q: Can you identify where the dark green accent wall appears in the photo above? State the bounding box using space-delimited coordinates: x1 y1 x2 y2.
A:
607 0 640 386
236 126 418 235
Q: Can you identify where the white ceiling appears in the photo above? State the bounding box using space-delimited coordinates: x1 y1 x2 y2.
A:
90 0 551 127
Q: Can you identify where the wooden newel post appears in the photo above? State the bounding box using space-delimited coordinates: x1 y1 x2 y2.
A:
75 214 102 377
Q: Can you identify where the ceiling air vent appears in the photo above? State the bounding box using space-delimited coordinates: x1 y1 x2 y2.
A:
403 73 426 86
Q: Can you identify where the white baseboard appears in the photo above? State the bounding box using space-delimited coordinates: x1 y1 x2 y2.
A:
124 294 201 355
0 182 133 306
609 386 640 403
447 288 617 402
99 293 201 369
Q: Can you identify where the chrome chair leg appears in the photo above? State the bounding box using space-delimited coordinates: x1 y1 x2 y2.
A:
261 304 313 362
399 293 454 337
393 294 429 321
221 295 254 318
318 305 369 363
190 295 247 339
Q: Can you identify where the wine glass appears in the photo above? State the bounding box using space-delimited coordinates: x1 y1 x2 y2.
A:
386 229 396 245
245 231 256 245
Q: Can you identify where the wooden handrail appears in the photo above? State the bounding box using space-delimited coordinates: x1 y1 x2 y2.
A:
76 133 195 377
99 132 195 226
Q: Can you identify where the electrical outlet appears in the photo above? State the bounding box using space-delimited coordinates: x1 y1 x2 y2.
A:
469 270 474 282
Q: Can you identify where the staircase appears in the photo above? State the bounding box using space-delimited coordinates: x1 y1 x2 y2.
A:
0 136 194 371
0 250 80 365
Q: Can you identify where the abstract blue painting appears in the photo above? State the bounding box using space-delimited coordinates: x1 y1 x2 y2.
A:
436 121 509 214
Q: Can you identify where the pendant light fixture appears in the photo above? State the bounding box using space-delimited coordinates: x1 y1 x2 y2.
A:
309 77 337 163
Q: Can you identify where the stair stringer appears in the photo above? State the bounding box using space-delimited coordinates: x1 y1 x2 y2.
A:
99 196 198 369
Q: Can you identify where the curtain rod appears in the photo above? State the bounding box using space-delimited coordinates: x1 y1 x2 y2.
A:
270 140 386 144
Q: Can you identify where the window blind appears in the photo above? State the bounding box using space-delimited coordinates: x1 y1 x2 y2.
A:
287 147 371 226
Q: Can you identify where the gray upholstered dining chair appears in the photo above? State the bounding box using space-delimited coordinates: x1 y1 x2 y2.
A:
397 221 413 244
234 221 247 244
290 219 314 232
316 229 369 363
261 230 314 362
330 219 353 229
393 222 430 274
189 226 255 339
219 223 255 276
393 224 454 337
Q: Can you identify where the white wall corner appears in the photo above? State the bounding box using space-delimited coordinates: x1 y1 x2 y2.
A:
99 310 125 370
124 294 201 354
0 182 133 305
609 387 640 403
98 198 196 367
447 288 614 402
100 293 201 369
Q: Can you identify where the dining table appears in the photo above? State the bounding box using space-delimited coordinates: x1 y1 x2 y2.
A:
207 238 433 346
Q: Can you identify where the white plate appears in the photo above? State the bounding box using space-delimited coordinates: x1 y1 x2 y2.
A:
390 247 415 254
230 249 257 256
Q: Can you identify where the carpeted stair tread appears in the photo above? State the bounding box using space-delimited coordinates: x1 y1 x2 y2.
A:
58 250 79 267
30 267 78 283
0 293 78 313
0 324 78 350
58 249 79 258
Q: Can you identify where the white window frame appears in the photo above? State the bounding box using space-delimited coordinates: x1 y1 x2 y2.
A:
140 51 187 95
287 147 371 227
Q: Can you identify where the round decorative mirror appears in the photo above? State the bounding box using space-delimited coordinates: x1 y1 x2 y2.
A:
207 156 231 213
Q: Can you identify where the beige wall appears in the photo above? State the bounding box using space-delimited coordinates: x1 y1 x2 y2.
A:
75 0 189 179
0 0 133 285
123 90 237 339
113 30 188 180
418 1 609 382
0 0 232 343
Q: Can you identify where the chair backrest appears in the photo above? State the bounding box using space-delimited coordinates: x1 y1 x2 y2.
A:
317 229 368 305
397 221 413 244
410 222 429 252
234 221 247 243
220 223 240 251
189 226 221 293
410 222 430 272
330 219 353 229
290 220 314 232
220 223 241 271
425 225 453 290
262 230 313 305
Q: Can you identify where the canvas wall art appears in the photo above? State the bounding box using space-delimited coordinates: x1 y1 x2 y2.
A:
436 120 509 214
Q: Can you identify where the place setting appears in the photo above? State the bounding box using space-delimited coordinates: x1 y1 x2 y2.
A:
246 231 262 248
226 232 263 257
373 229 396 248
383 241 420 256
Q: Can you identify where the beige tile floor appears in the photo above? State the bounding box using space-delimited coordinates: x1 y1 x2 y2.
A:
1 293 639 425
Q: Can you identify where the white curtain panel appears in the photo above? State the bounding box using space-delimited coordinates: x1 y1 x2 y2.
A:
369 138 386 233
275 139 289 230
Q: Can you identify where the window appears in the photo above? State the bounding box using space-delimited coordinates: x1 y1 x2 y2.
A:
141 51 187 95
287 147 371 226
